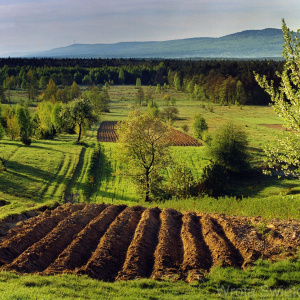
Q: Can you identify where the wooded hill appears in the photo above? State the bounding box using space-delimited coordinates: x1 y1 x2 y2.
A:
6 28 284 59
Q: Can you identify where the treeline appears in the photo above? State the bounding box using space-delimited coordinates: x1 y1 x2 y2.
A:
0 58 284 105
0 96 99 145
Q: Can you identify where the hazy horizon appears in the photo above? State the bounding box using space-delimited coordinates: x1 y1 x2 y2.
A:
0 0 299 56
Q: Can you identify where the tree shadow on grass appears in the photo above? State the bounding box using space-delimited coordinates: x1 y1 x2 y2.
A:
0 141 22 147
23 144 64 153
94 145 138 203
226 171 300 198
3 160 71 202
97 190 139 204
6 160 52 182
98 144 114 184
0 175 31 201
1 141 64 154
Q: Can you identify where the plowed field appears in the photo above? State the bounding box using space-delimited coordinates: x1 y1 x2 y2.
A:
97 121 201 146
1 204 300 282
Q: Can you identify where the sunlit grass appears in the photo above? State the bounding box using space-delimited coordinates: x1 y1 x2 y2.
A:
1 257 300 299
0 135 82 219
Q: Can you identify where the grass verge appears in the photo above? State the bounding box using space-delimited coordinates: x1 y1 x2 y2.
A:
1 258 300 299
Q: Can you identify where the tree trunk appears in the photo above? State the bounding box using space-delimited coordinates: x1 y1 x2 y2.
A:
145 169 150 202
77 124 82 143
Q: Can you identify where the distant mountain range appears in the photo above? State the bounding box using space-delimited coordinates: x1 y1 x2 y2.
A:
9 28 284 59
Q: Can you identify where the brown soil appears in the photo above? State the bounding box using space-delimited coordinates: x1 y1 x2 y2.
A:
78 205 144 281
1 204 300 282
116 207 161 280
4 204 102 273
260 124 290 131
166 129 202 147
97 121 118 143
199 213 243 268
0 204 84 266
151 208 184 280
181 212 211 274
97 121 201 146
44 204 126 274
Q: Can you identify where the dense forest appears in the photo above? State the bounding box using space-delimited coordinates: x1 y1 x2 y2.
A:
0 58 284 105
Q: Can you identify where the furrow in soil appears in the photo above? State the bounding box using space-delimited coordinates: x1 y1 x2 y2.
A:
116 207 161 280
79 205 144 281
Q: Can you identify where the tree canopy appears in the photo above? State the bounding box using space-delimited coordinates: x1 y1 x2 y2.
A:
208 122 249 174
255 19 300 176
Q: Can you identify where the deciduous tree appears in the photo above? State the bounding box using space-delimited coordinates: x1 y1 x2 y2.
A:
61 98 99 143
208 122 249 174
86 86 110 113
16 105 32 145
5 108 20 140
192 114 208 140
116 111 170 202
136 78 142 88
42 78 58 103
255 19 300 176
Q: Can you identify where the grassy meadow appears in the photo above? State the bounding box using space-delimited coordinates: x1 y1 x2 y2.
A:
1 85 300 299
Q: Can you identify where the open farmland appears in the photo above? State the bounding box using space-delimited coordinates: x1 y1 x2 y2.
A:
1 203 300 283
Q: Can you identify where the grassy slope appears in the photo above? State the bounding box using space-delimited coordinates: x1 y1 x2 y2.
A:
0 113 101 219
0 135 82 219
1 258 300 299
1 86 300 219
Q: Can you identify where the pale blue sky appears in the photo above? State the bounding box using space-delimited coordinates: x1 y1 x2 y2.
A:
0 0 299 56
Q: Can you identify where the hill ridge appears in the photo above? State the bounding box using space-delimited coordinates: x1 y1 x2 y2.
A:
7 28 283 59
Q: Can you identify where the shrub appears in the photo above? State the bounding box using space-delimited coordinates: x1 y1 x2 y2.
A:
83 143 101 200
21 137 32 146
208 122 249 174
0 157 6 172
160 106 179 123
192 114 208 139
199 163 228 197
181 124 189 132
166 165 199 199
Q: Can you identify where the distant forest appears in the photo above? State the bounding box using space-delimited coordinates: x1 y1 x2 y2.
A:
0 58 284 105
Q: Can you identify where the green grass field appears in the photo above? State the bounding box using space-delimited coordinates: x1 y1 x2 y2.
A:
1 258 300 299
1 85 300 299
